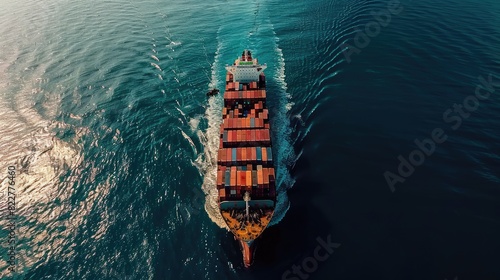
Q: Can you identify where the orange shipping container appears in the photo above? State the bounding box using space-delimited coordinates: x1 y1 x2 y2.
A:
230 170 236 186
242 147 247 162
219 188 226 199
246 170 252 186
262 147 267 161
217 171 223 186
257 169 263 185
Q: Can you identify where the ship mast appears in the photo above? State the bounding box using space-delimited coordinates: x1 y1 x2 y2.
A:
244 191 251 221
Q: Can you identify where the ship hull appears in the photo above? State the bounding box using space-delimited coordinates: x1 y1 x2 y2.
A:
216 50 276 267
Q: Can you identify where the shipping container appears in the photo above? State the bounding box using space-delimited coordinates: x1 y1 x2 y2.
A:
267 147 273 162
246 170 252 186
217 171 223 187
257 169 263 185
230 167 236 186
263 168 269 186
242 147 247 162
219 188 226 199
225 169 231 186
240 171 246 187
262 147 267 161
256 147 262 161
237 148 242 162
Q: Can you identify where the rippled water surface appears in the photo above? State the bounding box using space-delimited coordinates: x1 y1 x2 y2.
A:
1 0 499 279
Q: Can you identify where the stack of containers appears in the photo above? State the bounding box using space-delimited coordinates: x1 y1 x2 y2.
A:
217 69 274 202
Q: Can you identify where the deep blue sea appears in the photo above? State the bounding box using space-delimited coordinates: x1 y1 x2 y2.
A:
1 0 500 279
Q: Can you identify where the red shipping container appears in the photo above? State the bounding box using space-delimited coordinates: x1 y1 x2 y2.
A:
246 129 251 141
251 130 256 143
246 147 251 162
263 129 270 141
240 171 246 187
237 148 242 162
226 148 231 162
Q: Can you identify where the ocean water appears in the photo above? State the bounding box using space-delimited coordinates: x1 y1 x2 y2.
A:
0 0 499 279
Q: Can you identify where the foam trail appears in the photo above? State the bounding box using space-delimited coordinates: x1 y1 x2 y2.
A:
267 24 296 226
197 29 229 229
197 3 296 229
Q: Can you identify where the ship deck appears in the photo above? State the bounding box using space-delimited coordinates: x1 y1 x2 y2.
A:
216 52 276 242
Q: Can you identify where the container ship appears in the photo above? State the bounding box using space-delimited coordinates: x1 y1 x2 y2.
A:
216 50 276 267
